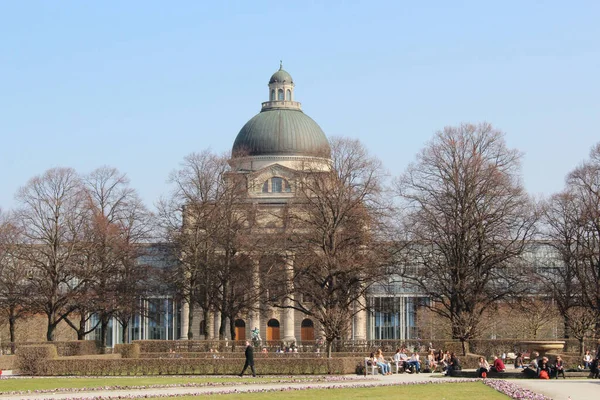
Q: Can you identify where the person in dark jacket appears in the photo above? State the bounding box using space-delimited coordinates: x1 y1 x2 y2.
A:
239 341 256 377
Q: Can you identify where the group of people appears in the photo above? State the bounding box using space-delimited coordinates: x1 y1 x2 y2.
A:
522 352 566 379
367 347 461 376
476 356 506 378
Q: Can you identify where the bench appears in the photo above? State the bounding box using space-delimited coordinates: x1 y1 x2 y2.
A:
365 358 380 375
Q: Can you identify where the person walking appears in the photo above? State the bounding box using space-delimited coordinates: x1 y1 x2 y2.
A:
239 340 256 377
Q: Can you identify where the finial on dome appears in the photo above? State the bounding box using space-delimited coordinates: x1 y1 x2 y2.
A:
280 60 283 70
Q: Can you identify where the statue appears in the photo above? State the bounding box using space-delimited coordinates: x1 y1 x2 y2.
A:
251 327 261 347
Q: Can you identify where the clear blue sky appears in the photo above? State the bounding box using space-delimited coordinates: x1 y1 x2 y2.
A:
1 1 599 210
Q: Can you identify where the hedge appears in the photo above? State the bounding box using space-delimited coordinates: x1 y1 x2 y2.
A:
27 357 363 376
13 341 98 356
139 351 365 359
16 345 58 375
115 343 140 359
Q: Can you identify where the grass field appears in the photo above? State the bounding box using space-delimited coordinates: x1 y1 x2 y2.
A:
0 377 510 399
162 383 510 399
0 376 317 392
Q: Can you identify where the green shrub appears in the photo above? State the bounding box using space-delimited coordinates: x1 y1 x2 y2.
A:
16 345 58 375
32 357 363 376
15 341 98 356
139 351 362 359
0 355 15 370
115 343 140 359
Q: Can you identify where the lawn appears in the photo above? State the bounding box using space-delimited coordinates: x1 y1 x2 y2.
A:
0 376 318 392
166 383 510 400
0 377 511 399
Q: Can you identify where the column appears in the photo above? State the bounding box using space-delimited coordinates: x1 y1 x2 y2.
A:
214 311 221 339
283 255 296 343
354 295 367 340
180 301 190 339
205 310 214 340
250 259 261 336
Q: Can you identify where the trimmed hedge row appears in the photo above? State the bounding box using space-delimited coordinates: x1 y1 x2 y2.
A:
16 345 58 375
139 351 361 359
28 357 363 376
115 343 140 359
14 341 98 356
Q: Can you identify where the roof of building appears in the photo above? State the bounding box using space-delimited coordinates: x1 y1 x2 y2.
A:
269 64 294 84
232 65 330 158
232 108 330 157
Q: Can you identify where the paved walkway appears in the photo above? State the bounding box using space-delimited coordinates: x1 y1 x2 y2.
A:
0 372 597 400
509 378 600 400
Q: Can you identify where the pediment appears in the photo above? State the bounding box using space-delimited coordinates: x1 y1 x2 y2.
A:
248 163 298 194
249 163 297 182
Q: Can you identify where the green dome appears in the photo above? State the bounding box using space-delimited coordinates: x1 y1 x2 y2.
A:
232 109 330 158
269 68 293 84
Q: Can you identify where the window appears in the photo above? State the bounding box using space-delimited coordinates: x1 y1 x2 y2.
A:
278 89 284 101
272 177 283 192
261 177 292 193
286 89 291 100
270 89 275 101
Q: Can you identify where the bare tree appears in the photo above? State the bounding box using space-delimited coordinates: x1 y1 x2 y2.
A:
15 167 87 341
395 123 536 355
566 143 600 337
276 137 391 357
78 166 153 347
541 192 583 339
159 151 258 341
0 210 31 345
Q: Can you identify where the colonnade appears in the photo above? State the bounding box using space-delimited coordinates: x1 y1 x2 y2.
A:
178 254 368 341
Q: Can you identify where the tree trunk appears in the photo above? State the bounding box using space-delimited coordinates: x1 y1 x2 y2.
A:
579 338 585 356
230 317 236 340
219 312 227 340
77 313 86 340
122 320 130 343
460 339 470 356
563 315 570 339
188 301 194 340
46 312 57 341
100 313 110 353
9 316 16 343
326 338 333 358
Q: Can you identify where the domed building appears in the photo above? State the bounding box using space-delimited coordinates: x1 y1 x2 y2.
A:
229 63 331 205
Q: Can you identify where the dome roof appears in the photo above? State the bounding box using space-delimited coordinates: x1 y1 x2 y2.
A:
232 109 330 158
269 68 293 84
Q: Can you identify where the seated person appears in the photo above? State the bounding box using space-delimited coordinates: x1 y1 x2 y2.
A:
393 348 408 372
583 350 592 369
426 349 437 372
477 356 490 378
590 358 599 379
491 355 506 372
514 352 524 369
523 352 540 378
537 357 552 379
407 351 421 373
554 355 565 379
447 352 461 375
375 349 391 375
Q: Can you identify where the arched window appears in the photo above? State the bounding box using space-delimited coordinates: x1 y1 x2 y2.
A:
278 89 284 101
270 89 275 101
199 320 206 336
286 89 291 100
234 319 246 341
261 177 291 193
272 177 283 193
266 319 280 341
301 319 315 341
